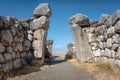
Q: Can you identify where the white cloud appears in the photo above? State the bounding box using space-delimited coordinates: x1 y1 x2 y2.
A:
55 45 62 48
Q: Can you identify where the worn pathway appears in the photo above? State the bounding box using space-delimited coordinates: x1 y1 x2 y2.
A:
13 58 96 80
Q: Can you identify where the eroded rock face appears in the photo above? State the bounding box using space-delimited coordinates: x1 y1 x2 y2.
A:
65 43 76 59
0 3 51 76
34 3 51 17
70 23 93 62
69 10 120 66
69 14 90 27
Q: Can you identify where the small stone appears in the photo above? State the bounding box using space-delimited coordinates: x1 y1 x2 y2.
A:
87 33 97 43
93 49 100 56
7 46 13 53
0 43 5 53
106 38 113 48
0 54 4 63
114 20 120 33
23 39 31 50
107 27 115 38
4 53 12 62
112 43 119 51
1 30 13 46
100 14 110 24
13 59 21 69
28 34 33 41
21 21 29 29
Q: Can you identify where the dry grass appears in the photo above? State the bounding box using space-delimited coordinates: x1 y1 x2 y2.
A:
68 59 120 80
6 65 49 80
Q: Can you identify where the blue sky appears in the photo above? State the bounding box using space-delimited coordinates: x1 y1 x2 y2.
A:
0 0 120 51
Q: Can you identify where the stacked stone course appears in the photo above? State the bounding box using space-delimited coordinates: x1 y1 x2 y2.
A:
0 3 52 78
69 10 120 67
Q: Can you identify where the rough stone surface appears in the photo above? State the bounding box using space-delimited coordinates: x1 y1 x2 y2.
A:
0 43 5 53
112 10 120 25
1 30 13 46
114 20 120 33
34 3 51 17
70 23 93 62
69 14 90 27
30 16 48 30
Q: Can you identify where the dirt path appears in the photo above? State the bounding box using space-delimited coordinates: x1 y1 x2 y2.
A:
9 59 96 80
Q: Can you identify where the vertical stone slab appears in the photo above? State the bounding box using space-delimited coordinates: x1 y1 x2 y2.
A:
70 24 93 62
33 29 47 59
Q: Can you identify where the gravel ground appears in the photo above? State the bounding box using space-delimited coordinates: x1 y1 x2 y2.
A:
8 52 96 80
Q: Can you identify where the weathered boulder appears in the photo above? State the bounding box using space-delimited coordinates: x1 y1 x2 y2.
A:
13 59 22 69
106 38 113 48
28 34 33 41
112 34 120 44
107 27 115 38
0 43 5 53
104 16 112 27
7 46 13 53
99 42 106 49
34 3 51 17
23 39 31 50
100 14 110 24
112 43 119 51
11 52 16 60
3 63 10 72
10 28 16 36
95 25 106 35
45 40 53 59
92 49 100 57
112 10 120 25
114 20 120 33
87 33 97 43
70 23 93 62
69 14 90 27
0 54 4 63
30 16 49 30
4 53 12 62
21 21 30 29
65 43 76 59
1 30 13 46
104 48 112 57
97 35 105 42
90 42 99 51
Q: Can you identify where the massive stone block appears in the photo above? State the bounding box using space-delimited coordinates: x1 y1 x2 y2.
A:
34 3 51 17
32 29 47 59
70 23 93 62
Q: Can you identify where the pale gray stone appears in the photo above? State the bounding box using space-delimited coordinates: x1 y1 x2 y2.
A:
21 21 29 29
114 20 120 33
23 39 31 50
70 23 93 62
27 30 33 34
3 63 9 72
99 42 106 49
17 43 23 52
112 43 119 51
69 14 90 27
34 3 51 17
7 46 13 53
104 48 112 57
112 10 120 25
30 16 49 30
4 53 12 62
107 27 115 38
100 14 110 24
97 35 105 42
0 54 4 63
93 49 100 56
87 33 97 43
0 43 5 53
1 30 13 46
95 25 106 35
11 52 16 60
90 42 99 51
10 28 16 36
28 34 33 41
112 34 120 43
13 59 21 69
106 38 113 48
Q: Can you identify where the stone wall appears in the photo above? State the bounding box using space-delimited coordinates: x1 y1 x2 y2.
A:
65 43 76 59
0 3 51 78
69 10 120 67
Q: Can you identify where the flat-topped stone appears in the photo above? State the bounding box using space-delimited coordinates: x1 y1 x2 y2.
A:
34 3 51 17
